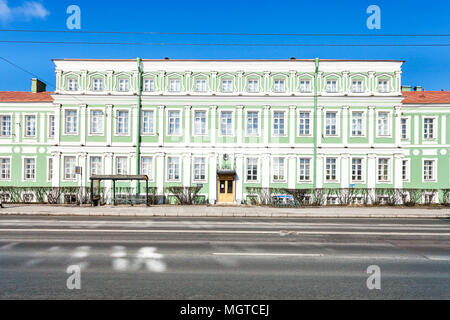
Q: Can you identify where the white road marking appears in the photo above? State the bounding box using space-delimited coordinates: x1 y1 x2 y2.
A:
425 256 450 261
213 252 324 257
111 246 127 258
0 228 449 236
71 246 91 259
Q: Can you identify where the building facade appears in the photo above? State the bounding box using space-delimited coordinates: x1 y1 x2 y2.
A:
0 59 448 204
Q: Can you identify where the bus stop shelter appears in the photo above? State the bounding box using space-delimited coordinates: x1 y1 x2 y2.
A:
90 175 150 207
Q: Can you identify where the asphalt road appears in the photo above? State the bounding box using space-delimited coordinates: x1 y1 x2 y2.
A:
0 216 449 300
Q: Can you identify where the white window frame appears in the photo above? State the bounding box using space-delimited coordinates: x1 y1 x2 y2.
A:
219 110 235 137
89 109 104 136
47 157 53 182
422 159 437 183
143 78 155 92
92 78 103 92
376 157 392 184
401 117 411 140
326 79 338 93
221 79 233 93
195 79 207 93
22 157 37 182
376 111 392 138
115 156 129 175
325 111 340 137
273 79 286 93
272 110 287 137
141 156 154 181
298 157 313 183
299 79 312 93
298 111 312 137
192 157 207 182
23 114 37 138
166 156 181 182
48 114 55 138
0 157 11 181
351 157 366 184
325 157 340 183
118 78 130 92
63 109 78 136
351 110 366 137
423 116 438 141
166 109 182 137
245 110 260 137
247 79 259 93
89 156 103 177
351 80 364 93
168 79 181 93
245 157 260 183
402 159 410 182
193 109 208 137
115 109 130 136
378 79 390 93
141 109 156 136
0 114 12 137
67 78 78 91
63 156 77 181
271 157 287 183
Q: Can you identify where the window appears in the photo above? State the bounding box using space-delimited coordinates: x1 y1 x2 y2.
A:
116 157 128 175
246 158 258 182
326 80 338 93
64 157 76 180
92 78 103 92
325 158 337 181
167 157 180 181
24 158 36 181
423 118 436 140
193 158 206 181
352 80 363 93
351 112 364 136
90 110 104 135
248 79 259 93
300 80 311 93
246 111 259 136
325 112 337 136
299 158 311 182
0 115 11 137
168 111 181 135
274 79 285 93
47 158 53 181
141 157 153 179
116 111 129 135
0 158 10 180
378 80 389 93
68 78 78 91
118 79 129 92
64 110 77 135
273 111 285 136
222 79 233 93
351 158 363 182
194 111 207 136
272 157 285 182
144 79 155 92
220 111 233 136
401 118 409 140
25 115 37 137
378 158 390 182
169 79 181 92
195 79 207 92
402 160 409 181
423 160 436 181
90 157 103 176
298 112 311 136
377 112 390 136
48 115 55 138
142 110 154 135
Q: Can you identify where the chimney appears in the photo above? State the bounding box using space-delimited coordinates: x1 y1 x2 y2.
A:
414 86 422 92
31 78 46 93
401 85 412 92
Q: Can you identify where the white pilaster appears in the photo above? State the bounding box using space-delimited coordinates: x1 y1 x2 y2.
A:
237 106 244 145
317 106 323 147
80 104 87 146
106 104 113 146
130 152 137 191
316 154 324 189
343 106 349 147
210 106 217 146
288 156 296 190
395 105 402 147
211 71 218 94
39 112 45 143
263 105 270 147
341 154 350 188
209 153 217 204
394 154 404 189
289 105 296 147
342 71 349 94
184 105 191 145
235 154 244 204
104 153 113 204
289 70 296 93
183 153 192 188
158 106 165 146
237 71 244 94
131 105 137 146
368 71 376 95
264 71 270 93
156 152 165 197
55 104 61 145
261 154 270 190
51 152 61 188
368 106 375 147
367 154 376 204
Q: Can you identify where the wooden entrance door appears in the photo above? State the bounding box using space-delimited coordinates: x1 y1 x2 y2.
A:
217 175 235 204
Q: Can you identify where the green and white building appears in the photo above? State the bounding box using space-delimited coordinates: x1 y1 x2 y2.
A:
0 58 448 204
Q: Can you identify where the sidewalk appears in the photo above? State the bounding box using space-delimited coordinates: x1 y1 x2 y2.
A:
0 205 449 218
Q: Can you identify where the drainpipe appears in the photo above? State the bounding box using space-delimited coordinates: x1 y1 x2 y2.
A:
136 57 143 197
313 58 320 200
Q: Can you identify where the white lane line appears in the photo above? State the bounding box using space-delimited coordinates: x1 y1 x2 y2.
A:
0 228 449 236
71 246 91 259
213 252 323 257
425 256 450 261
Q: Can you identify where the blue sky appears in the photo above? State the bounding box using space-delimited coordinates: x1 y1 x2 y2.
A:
0 0 449 91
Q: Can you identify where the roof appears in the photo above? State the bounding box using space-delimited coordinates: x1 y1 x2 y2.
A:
53 58 406 62
402 91 450 104
0 91 54 102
